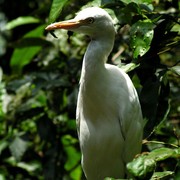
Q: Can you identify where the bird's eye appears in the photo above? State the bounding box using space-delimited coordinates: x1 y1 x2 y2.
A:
86 17 94 24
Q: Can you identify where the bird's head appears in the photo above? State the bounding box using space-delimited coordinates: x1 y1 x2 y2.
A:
45 7 115 38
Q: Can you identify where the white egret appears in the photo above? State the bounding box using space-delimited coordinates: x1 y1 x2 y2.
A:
46 7 144 180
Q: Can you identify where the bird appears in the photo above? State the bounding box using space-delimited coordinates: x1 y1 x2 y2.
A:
46 7 144 180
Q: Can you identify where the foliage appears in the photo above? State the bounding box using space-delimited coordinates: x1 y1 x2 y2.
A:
127 147 180 179
0 0 179 179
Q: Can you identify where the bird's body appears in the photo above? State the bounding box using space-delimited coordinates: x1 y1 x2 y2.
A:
77 36 143 179
46 7 144 180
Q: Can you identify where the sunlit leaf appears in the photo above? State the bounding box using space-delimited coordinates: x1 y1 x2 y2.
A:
151 171 174 179
10 25 45 74
0 174 6 180
148 147 180 161
171 24 180 33
9 135 29 161
11 46 41 74
70 165 82 180
61 135 78 146
115 0 152 4
120 62 140 73
64 146 81 171
127 148 180 178
5 16 41 30
169 66 180 75
127 154 155 178
62 135 80 171
130 20 154 58
48 0 69 23
17 161 42 173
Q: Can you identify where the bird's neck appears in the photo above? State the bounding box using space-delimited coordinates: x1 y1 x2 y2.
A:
80 34 115 83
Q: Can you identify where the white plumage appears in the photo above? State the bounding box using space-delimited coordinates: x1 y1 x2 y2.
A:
46 7 144 180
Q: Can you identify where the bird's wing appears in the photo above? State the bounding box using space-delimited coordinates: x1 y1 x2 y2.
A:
108 65 145 165
120 85 144 164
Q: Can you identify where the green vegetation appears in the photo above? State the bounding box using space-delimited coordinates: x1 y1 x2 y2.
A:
0 0 179 179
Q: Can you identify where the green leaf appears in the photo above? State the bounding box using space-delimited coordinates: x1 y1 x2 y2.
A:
62 135 80 171
9 135 29 161
70 165 82 180
0 174 6 180
147 147 180 161
5 16 40 30
130 19 154 58
127 148 180 178
151 171 174 179
116 0 152 4
120 62 140 73
17 161 42 173
127 154 156 178
64 146 81 170
23 24 45 38
48 0 69 23
10 25 45 74
16 90 47 113
119 2 141 24
0 139 9 155
169 66 180 75
11 46 41 74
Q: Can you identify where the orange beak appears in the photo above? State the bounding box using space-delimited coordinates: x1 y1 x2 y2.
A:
45 19 82 31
